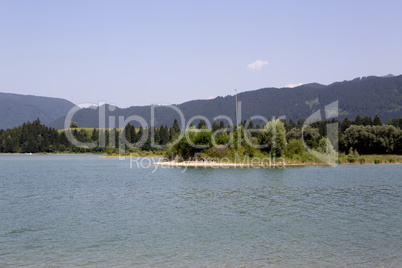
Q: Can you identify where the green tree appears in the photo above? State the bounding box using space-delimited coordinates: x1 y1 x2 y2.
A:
171 134 194 159
197 120 207 129
159 125 169 145
362 116 373 126
91 128 99 142
193 130 212 148
258 119 287 156
70 121 78 128
136 126 143 143
286 127 301 141
212 121 219 132
373 115 382 126
141 128 152 151
213 130 230 145
4 135 13 153
129 125 137 143
284 139 307 158
354 115 363 126
297 118 306 129
301 126 321 149
341 125 402 154
171 119 180 137
285 119 296 132
340 117 352 132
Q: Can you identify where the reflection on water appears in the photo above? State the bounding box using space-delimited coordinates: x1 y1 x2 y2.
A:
0 155 401 267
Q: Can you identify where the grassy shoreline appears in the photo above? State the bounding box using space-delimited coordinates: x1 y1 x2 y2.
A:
154 158 402 168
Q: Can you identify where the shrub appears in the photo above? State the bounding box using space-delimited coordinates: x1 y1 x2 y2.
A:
206 145 229 159
242 143 255 157
284 139 306 158
106 147 116 155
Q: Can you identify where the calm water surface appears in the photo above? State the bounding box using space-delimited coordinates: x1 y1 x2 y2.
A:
0 155 401 267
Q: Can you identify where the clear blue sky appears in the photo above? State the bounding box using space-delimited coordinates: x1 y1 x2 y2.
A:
1 0 401 107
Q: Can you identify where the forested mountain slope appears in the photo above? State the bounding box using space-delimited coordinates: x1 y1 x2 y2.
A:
50 75 402 129
0 93 75 130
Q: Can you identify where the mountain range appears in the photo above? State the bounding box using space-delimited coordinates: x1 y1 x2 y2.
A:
0 93 75 130
1 74 401 130
50 74 402 129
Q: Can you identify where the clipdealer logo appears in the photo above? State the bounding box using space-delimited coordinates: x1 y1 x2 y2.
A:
64 101 339 167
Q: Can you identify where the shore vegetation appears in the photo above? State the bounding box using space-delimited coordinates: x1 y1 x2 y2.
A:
0 116 401 165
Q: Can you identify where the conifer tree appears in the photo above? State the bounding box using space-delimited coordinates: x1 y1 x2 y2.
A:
341 117 352 132
171 119 180 136
373 115 382 126
354 115 363 126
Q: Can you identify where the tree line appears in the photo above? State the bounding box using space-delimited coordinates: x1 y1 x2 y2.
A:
0 115 401 157
0 119 181 154
167 115 402 160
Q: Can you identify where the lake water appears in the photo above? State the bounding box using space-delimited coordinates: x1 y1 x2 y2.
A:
0 155 401 267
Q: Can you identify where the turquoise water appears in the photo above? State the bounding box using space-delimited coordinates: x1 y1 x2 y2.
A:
0 155 401 267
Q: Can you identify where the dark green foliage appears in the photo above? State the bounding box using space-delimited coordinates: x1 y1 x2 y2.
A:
246 119 254 129
0 119 62 153
341 125 402 154
286 127 301 141
159 125 169 145
373 115 382 126
258 119 287 156
301 126 320 149
167 128 214 160
387 118 402 129
354 115 363 126
123 123 138 149
341 117 352 132
171 135 194 160
284 139 307 158
193 130 212 148
136 127 144 143
141 128 152 151
0 117 187 154
285 119 296 132
171 119 180 137
70 121 78 128
197 120 207 129
297 118 306 129
212 130 230 145
310 120 329 137
362 116 373 126
212 121 219 132
2 114 401 156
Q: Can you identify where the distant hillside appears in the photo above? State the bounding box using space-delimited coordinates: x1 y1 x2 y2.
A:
49 74 402 129
0 93 76 130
